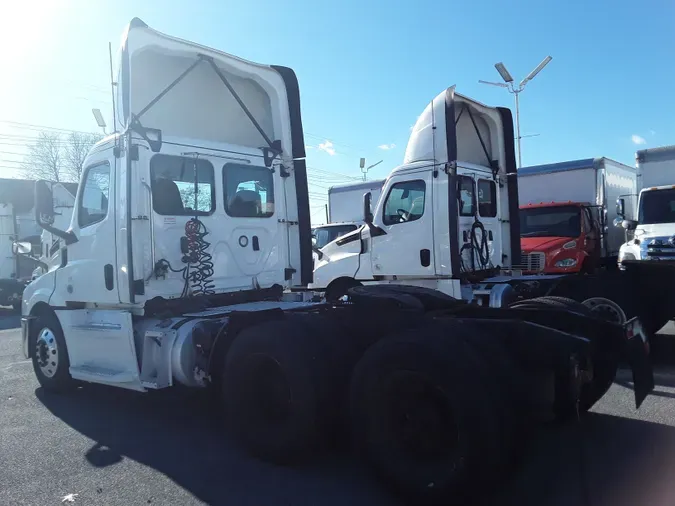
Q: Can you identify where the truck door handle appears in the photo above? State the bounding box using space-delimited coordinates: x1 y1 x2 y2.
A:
488 230 493 241
104 264 114 291
252 236 260 251
420 249 431 267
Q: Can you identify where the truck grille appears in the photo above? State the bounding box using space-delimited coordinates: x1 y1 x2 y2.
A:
647 238 675 258
517 251 545 272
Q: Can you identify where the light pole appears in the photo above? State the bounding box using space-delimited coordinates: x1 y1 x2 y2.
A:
360 158 383 181
479 56 552 168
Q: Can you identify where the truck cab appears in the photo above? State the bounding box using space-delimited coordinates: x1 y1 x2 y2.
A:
617 146 675 266
312 88 519 300
519 201 600 274
21 17 311 390
618 184 675 264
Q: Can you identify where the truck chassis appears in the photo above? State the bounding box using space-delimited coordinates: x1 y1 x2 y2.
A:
23 282 652 505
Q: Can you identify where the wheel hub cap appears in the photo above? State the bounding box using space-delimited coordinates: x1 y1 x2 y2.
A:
35 328 59 378
581 297 627 324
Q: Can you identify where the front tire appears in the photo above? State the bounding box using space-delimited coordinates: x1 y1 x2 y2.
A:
324 278 361 303
30 311 75 393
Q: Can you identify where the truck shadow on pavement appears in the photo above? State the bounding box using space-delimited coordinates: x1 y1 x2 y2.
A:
35 384 399 506
35 383 675 506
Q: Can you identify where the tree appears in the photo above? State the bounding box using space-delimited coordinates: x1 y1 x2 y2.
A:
21 132 63 182
21 130 102 183
64 132 102 182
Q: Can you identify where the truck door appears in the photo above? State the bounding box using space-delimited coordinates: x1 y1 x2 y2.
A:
55 159 119 304
370 170 435 277
456 168 500 272
52 152 143 391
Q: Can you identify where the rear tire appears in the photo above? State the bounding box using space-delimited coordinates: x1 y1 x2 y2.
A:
350 323 506 505
222 319 321 464
30 311 75 393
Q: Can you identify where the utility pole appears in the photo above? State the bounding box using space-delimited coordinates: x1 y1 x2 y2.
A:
324 204 328 223
479 56 552 168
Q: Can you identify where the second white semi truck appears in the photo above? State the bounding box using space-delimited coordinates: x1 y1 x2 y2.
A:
21 18 666 505
617 145 675 267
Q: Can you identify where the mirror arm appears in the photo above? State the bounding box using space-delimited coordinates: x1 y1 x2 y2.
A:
312 246 323 260
38 220 78 245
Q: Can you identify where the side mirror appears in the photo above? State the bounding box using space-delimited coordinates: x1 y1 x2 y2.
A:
35 180 55 227
616 197 625 218
35 180 77 245
311 236 317 247
622 219 638 231
12 241 32 255
363 192 373 225
612 216 624 228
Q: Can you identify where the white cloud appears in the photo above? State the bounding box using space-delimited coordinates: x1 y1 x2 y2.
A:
318 140 336 156
305 145 314 150
631 135 646 145
378 143 396 150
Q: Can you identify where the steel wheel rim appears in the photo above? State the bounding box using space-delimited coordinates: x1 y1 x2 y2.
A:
35 327 59 378
581 297 627 324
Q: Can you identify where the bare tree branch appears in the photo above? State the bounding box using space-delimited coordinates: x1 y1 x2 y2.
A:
21 132 63 182
64 132 102 182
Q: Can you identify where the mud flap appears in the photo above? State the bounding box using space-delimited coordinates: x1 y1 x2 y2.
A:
624 317 653 408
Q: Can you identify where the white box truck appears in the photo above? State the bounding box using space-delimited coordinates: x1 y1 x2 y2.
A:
517 158 637 274
617 145 675 266
327 179 384 223
20 18 663 505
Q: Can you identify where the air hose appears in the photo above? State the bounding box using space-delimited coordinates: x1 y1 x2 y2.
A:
183 217 215 296
459 218 492 273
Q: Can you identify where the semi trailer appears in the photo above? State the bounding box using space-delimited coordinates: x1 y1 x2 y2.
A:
21 18 667 505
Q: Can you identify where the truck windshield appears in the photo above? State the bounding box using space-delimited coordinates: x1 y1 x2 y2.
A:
313 224 358 248
520 206 581 238
638 188 675 224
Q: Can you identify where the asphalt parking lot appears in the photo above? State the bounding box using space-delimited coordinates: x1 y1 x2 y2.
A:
3 319 675 505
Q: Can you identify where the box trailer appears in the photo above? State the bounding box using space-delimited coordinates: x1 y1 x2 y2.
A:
328 179 384 224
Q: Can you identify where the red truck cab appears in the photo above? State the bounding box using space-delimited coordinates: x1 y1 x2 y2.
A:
519 201 600 274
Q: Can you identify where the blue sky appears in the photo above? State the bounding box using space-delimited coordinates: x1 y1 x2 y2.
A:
1 0 674 223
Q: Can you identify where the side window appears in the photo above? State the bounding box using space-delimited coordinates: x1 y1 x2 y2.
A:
458 176 475 216
78 163 110 228
382 180 426 225
477 179 497 217
223 163 275 218
150 154 215 215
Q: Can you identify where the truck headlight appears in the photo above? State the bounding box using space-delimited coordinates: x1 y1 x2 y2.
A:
555 258 577 267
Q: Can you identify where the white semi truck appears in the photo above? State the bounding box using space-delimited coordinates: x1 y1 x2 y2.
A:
617 145 675 266
21 18 664 505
